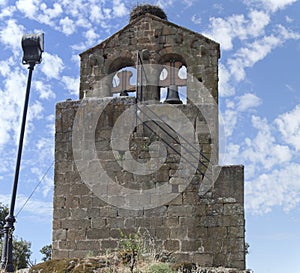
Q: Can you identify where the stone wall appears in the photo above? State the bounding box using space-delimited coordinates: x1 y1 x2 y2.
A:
52 97 245 269
52 6 246 271
79 14 220 103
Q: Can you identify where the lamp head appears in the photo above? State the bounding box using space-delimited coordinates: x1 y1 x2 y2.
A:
22 33 44 65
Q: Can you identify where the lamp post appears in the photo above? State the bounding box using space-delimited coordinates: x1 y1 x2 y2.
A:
1 33 44 272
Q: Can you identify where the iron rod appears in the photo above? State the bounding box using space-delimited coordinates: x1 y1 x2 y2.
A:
1 62 35 272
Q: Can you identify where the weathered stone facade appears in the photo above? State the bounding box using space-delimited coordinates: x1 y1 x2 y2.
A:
52 6 246 270
79 11 219 104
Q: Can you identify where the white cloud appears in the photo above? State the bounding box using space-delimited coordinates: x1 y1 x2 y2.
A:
40 52 64 79
247 0 298 12
155 0 174 8
204 10 270 51
191 15 201 25
1 0 126 52
0 0 7 6
0 57 15 77
228 24 300 82
223 101 300 214
0 5 16 19
246 163 300 214
223 113 293 170
204 16 237 50
276 24 300 40
219 64 235 97
285 84 294 92
221 93 262 137
228 34 281 81
113 0 128 18
285 16 293 23
59 16 76 35
183 0 195 8
247 10 270 37
90 5 104 22
0 66 27 146
71 42 87 52
34 81 56 100
31 136 54 197
46 116 55 137
213 3 223 13
275 104 300 151
37 2 63 26
223 108 238 137
16 0 40 18
242 116 292 173
31 166 54 197
30 0 123 37
36 137 51 151
237 93 262 112
223 143 240 165
84 28 100 47
0 19 24 53
76 17 92 29
103 8 111 19
62 76 80 96
71 54 80 66
0 193 52 217
28 100 44 122
46 114 55 122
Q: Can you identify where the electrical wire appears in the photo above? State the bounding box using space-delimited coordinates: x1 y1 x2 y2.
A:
15 160 54 218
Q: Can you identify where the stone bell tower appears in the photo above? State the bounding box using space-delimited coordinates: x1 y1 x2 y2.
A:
53 5 246 270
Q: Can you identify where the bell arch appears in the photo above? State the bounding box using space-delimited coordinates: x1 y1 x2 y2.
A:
108 57 136 97
112 67 137 97
158 54 187 104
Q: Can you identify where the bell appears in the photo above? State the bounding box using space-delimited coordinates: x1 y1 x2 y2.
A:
164 85 182 104
120 90 129 96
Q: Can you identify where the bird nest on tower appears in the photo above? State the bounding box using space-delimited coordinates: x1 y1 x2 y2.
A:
130 4 167 22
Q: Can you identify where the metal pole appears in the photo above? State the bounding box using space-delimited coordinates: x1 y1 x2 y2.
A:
135 51 139 133
1 62 35 272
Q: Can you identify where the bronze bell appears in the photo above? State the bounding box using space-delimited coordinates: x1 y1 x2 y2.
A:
164 85 182 104
120 90 129 96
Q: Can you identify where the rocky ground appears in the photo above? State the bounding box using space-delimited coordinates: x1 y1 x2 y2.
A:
27 255 252 273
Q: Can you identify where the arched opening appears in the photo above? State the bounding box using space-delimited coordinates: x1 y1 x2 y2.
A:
178 65 187 103
108 57 136 97
111 66 137 97
159 61 187 104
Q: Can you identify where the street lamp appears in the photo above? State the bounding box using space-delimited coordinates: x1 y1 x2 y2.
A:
1 33 44 272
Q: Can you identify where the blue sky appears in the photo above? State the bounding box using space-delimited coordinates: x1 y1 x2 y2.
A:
0 0 300 272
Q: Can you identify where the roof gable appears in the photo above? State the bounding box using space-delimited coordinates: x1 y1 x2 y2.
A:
80 13 219 56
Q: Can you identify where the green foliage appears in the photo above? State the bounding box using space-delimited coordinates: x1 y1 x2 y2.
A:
40 244 52 262
0 237 32 270
118 227 146 273
0 203 9 240
147 262 173 273
85 250 95 258
0 203 32 269
13 238 32 269
119 227 144 257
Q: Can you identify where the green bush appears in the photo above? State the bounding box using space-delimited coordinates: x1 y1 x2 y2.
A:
147 262 173 273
